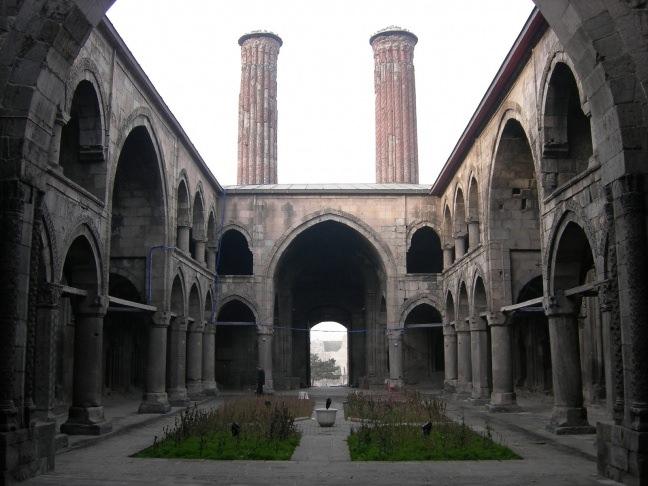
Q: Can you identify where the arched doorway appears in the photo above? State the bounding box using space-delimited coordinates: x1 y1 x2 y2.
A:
403 304 443 386
215 300 257 390
309 322 347 387
406 227 443 273
273 220 388 389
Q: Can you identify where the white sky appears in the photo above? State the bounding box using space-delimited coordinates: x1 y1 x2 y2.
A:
107 0 534 186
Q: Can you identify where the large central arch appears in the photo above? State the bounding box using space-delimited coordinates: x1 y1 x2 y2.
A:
271 216 390 389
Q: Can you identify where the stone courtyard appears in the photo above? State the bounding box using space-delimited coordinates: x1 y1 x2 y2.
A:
1 1 648 485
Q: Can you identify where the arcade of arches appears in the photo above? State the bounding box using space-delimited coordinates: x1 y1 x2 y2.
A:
1 2 648 485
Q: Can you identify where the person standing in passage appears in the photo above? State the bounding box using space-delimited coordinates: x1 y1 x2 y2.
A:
256 366 265 395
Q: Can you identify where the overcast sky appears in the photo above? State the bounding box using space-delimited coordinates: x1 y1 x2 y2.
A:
107 0 534 186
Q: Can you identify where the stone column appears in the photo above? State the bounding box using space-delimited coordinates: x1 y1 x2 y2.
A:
237 31 282 185
167 316 189 406
609 175 648 431
47 107 68 169
370 27 419 183
387 328 404 389
467 218 480 249
202 322 217 395
61 295 111 435
455 318 472 396
177 225 190 253
139 311 171 413
487 312 518 411
257 324 274 393
469 316 490 402
545 293 594 434
186 319 204 398
443 323 457 392
193 239 206 265
454 232 466 260
34 283 63 420
206 245 217 273
598 284 615 418
443 244 454 269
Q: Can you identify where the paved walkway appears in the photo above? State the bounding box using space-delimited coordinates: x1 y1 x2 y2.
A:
26 388 621 486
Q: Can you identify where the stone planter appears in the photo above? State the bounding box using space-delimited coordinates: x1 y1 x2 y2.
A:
315 408 338 427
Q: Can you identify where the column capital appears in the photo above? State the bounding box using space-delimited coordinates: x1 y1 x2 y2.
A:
543 291 576 317
188 319 205 333
453 231 467 239
386 327 404 340
55 105 70 126
443 243 454 251
466 216 479 224
454 318 470 333
77 293 108 317
443 323 456 336
171 316 189 331
203 322 216 334
468 315 487 331
152 311 172 328
486 311 508 327
256 323 273 336
37 282 63 308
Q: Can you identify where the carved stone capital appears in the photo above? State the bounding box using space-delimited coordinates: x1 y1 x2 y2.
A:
152 311 172 328
486 312 508 327
543 291 576 318
386 327 404 340
171 316 189 331
468 315 487 332
37 282 63 308
454 318 470 333
443 323 456 336
77 293 108 317
256 324 273 336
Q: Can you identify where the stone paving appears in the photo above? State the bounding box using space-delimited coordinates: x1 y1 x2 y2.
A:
26 388 621 485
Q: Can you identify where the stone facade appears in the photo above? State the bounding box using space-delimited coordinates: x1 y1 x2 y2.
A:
0 2 647 485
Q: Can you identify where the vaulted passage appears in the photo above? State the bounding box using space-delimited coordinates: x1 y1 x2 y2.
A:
273 220 388 390
403 304 444 385
215 300 257 389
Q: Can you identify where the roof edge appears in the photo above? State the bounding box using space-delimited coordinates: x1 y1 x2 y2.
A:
429 8 547 197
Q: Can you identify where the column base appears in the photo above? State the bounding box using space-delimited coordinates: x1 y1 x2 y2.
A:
443 380 457 394
597 422 648 485
60 406 112 435
186 381 203 399
547 406 595 435
138 393 171 414
0 421 56 483
167 388 190 407
469 397 490 406
455 382 472 398
487 391 520 412
202 381 218 396
471 387 490 404
386 379 403 391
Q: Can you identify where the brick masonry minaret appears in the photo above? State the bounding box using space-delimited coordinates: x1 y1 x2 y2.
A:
237 31 282 185
370 27 419 184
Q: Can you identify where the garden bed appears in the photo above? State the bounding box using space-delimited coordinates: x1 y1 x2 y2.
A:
345 392 520 461
136 396 314 460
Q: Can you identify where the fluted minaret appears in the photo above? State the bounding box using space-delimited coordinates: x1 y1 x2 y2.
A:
370 27 419 184
237 31 282 185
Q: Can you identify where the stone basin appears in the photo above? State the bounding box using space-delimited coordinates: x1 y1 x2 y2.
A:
315 408 338 427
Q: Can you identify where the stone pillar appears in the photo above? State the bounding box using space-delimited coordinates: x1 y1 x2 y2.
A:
469 316 490 402
237 31 282 185
257 324 274 393
544 293 595 434
61 295 111 435
467 218 480 249
167 316 189 406
47 107 68 169
139 311 171 413
202 322 217 395
194 239 206 265
443 323 457 392
387 328 404 389
598 284 615 418
455 318 472 396
177 225 190 253
34 283 63 420
370 27 419 184
443 244 454 269
186 319 204 398
487 312 518 411
206 246 217 273
454 232 466 260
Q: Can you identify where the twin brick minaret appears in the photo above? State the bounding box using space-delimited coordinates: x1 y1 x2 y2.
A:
236 27 419 185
